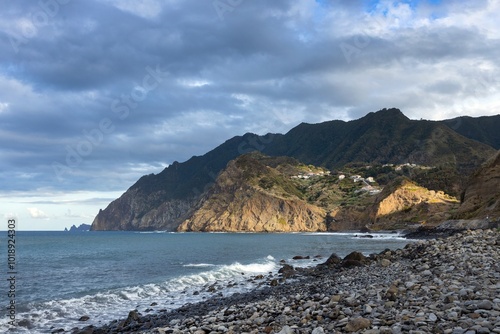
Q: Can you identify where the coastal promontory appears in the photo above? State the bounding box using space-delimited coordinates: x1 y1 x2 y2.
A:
91 109 499 232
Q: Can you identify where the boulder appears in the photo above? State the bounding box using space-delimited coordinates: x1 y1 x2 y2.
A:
124 310 141 326
345 317 371 332
380 259 391 267
342 259 364 268
270 279 279 286
319 253 342 267
278 264 296 278
323 253 342 266
385 285 398 301
342 251 369 267
344 251 368 263
18 319 33 329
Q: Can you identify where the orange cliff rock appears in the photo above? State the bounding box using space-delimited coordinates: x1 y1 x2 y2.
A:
178 155 327 232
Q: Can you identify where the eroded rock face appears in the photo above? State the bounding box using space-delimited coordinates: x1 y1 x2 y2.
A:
91 188 196 231
375 179 458 217
178 156 327 232
367 178 459 228
456 151 500 220
178 191 326 232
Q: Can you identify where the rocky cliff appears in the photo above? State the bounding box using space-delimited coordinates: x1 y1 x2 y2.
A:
454 151 500 220
178 154 327 232
91 187 196 230
178 154 466 232
90 134 268 231
367 178 459 230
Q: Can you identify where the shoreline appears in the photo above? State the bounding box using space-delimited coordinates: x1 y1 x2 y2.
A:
71 228 499 334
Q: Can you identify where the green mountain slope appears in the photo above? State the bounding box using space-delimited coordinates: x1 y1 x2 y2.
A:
440 115 500 149
264 108 493 172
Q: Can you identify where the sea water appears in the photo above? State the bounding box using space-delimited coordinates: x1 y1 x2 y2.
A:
0 231 411 333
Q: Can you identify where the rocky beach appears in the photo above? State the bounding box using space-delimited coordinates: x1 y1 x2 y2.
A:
72 228 500 334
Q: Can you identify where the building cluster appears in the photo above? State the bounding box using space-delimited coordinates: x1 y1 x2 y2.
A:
338 174 376 183
383 163 434 171
291 170 330 179
339 174 381 195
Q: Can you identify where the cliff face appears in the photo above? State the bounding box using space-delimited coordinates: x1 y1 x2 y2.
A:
178 154 327 232
455 151 500 220
90 134 269 231
367 178 459 229
90 188 197 231
177 154 464 232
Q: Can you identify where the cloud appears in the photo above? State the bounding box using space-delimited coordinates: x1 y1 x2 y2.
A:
63 209 94 219
27 207 49 219
0 0 499 198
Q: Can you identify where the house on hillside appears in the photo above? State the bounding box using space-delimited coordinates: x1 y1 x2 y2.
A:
350 175 363 182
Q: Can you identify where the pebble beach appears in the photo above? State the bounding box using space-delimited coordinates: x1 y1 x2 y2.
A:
75 229 500 334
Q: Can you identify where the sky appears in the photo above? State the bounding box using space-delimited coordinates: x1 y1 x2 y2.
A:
1 0 499 230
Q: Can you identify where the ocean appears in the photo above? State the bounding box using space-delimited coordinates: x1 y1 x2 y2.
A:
0 231 412 333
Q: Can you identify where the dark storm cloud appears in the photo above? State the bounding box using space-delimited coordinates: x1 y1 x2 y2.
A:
0 0 499 194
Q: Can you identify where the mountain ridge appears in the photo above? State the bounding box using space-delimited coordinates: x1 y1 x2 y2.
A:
91 108 498 231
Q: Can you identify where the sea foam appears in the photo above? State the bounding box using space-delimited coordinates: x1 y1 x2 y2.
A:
1 257 279 333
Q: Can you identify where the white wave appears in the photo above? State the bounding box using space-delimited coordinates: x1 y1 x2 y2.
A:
0 257 279 333
183 263 215 268
301 231 407 240
301 232 344 236
224 261 276 274
136 230 169 234
351 233 407 240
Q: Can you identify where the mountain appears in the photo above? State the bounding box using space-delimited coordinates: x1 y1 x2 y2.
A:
440 115 500 149
91 108 497 231
263 109 492 175
91 134 273 230
178 153 328 232
454 151 500 220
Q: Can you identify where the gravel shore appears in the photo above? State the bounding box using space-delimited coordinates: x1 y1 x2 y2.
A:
75 229 500 334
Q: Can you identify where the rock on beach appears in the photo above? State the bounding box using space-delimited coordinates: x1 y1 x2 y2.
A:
76 229 500 334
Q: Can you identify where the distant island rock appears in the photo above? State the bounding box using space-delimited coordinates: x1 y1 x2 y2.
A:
64 224 91 232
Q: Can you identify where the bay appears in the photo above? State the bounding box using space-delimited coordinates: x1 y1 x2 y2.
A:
0 231 411 333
